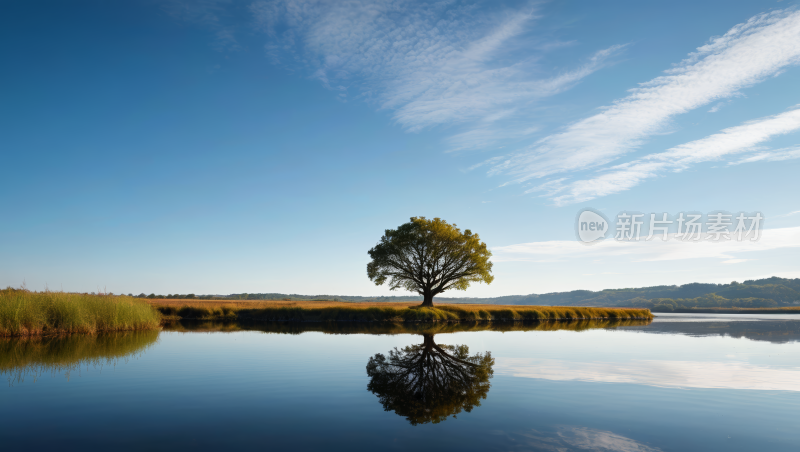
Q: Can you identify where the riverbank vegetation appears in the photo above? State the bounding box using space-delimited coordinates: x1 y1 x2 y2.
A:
152 299 652 322
0 288 161 337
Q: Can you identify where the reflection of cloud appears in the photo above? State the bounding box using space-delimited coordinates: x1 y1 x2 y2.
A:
497 358 800 391
507 427 661 452
492 226 800 263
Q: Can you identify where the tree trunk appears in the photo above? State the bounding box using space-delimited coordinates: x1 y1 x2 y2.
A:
420 293 434 307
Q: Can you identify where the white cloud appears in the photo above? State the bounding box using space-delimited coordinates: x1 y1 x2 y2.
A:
774 209 800 218
245 0 624 143
492 226 800 263
728 145 800 165
708 99 733 113
490 9 800 182
551 108 800 205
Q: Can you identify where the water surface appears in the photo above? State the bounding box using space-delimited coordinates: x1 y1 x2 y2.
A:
2 315 799 451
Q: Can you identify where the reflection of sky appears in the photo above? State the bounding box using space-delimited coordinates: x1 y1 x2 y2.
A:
445 317 800 392
497 358 800 391
653 313 800 322
502 426 663 452
3 318 800 451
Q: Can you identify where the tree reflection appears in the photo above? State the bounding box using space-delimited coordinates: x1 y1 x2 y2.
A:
366 334 494 425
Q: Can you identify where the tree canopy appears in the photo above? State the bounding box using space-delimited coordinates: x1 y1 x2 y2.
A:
367 217 493 306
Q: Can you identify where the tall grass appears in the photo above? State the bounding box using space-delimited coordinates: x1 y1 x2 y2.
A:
0 288 161 337
155 303 653 323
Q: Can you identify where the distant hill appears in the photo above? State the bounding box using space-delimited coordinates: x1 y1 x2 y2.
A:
206 277 800 310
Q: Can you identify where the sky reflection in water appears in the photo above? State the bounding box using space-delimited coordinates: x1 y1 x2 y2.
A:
1 315 799 451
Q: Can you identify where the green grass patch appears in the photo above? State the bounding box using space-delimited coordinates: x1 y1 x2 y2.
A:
0 288 161 337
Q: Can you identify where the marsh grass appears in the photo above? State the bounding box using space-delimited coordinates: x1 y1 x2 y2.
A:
0 330 159 384
153 300 652 323
0 288 161 337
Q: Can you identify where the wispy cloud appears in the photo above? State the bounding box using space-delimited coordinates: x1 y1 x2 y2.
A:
708 99 733 113
728 145 800 165
246 1 624 134
170 3 800 200
490 9 800 182
549 108 800 205
164 0 240 51
773 209 800 218
492 226 800 263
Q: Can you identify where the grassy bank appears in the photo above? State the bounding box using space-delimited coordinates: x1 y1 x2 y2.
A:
0 288 161 337
153 299 653 322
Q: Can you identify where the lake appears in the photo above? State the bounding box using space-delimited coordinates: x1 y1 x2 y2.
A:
2 314 800 451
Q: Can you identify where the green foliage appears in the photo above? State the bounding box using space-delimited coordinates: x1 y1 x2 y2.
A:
0 288 161 336
629 293 781 311
367 217 494 305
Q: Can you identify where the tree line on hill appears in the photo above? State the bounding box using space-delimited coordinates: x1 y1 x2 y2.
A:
131 293 198 299
220 277 799 306
130 277 800 311
534 277 800 311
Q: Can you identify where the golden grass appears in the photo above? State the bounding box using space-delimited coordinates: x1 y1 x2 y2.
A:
151 299 653 322
0 288 162 337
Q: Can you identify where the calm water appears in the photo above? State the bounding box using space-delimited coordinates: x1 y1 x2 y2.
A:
2 314 800 451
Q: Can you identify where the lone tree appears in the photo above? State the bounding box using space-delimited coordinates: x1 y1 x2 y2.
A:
367 217 493 307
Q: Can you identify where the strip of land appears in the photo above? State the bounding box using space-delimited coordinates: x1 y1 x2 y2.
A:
150 299 653 322
0 290 652 337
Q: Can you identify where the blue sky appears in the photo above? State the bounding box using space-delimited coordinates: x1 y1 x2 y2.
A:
2 0 800 296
